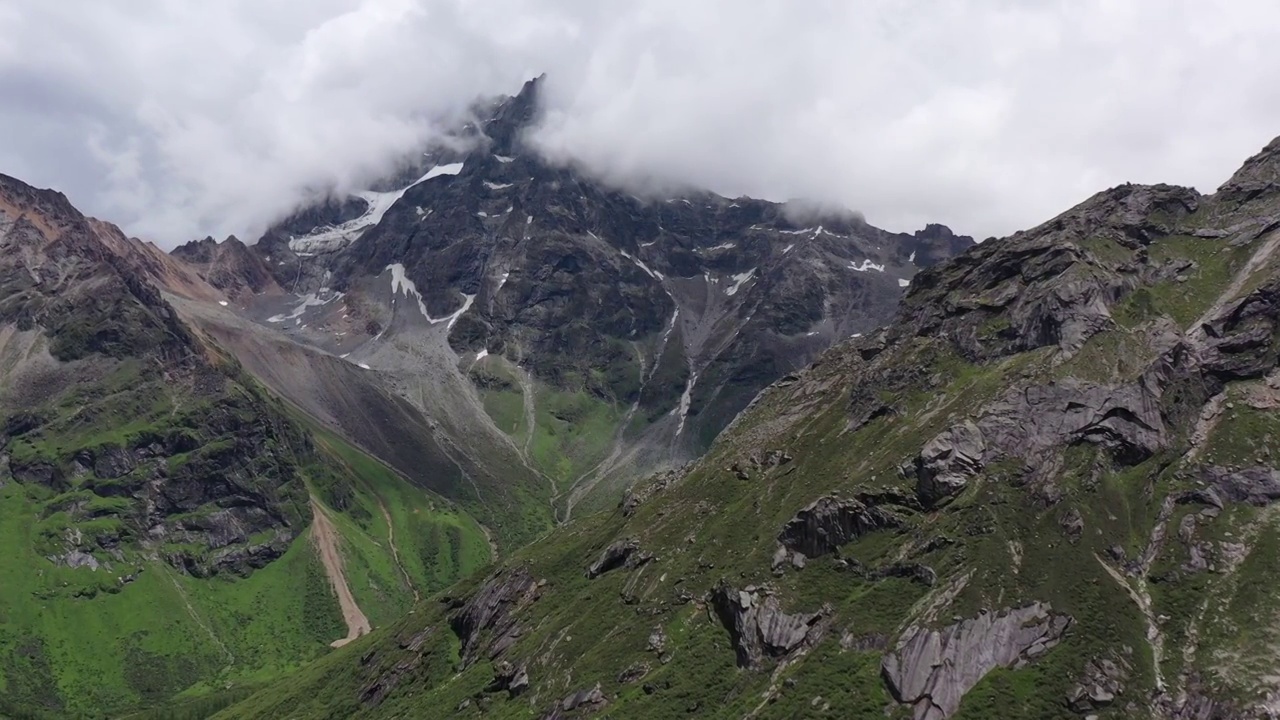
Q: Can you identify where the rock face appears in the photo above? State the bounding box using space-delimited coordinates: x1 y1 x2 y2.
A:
170 235 282 300
585 538 653 579
709 582 827 669
1199 466 1280 506
882 603 1072 720
227 76 973 472
899 183 1199 361
448 566 540 668
906 422 987 508
978 377 1167 467
777 495 902 559
0 174 312 579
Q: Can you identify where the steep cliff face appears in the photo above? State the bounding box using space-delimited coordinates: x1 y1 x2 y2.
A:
186 78 972 519
222 136 1280 720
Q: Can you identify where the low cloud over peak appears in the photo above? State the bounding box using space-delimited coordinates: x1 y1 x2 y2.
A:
3 1 1280 247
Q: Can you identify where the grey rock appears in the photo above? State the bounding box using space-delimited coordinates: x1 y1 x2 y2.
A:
777 495 901 559
1059 507 1084 543
61 550 100 570
978 377 1166 467
709 582 826 669
92 446 137 479
448 565 539 668
1201 466 1280 506
586 538 653 579
907 421 986 508
486 661 529 697
882 603 1072 720
647 626 667 654
617 661 650 684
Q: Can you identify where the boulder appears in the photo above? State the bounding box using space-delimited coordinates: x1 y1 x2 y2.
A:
882 603 1072 720
907 422 986 508
1202 466 1280 506
585 538 653 579
709 582 826 669
777 496 901 559
486 661 529 697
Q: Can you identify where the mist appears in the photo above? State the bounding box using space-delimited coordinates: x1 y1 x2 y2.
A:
3 1 1280 247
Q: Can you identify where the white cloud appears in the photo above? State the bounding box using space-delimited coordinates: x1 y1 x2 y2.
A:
1 1 1279 246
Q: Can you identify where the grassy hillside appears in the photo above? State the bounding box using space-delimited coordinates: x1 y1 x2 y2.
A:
218 157 1280 719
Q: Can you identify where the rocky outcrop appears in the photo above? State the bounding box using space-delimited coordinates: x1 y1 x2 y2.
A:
882 603 1072 720
777 495 902 560
541 684 606 719
900 183 1199 360
485 661 529 697
585 538 653 579
1066 655 1131 715
978 378 1166 467
1199 466 1280 507
905 422 986 508
709 583 827 669
447 566 540 668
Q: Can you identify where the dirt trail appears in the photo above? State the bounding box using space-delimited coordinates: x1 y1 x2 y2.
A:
162 565 235 669
377 499 419 602
309 497 372 648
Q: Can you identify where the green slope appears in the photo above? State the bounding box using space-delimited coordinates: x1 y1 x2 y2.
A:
219 142 1280 719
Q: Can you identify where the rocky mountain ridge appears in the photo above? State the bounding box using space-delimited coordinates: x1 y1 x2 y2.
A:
0 173 490 716
175 77 974 519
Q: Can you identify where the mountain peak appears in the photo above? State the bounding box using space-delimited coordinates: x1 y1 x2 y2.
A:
483 74 545 155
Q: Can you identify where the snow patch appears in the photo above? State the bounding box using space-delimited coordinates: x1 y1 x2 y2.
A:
267 291 342 323
496 271 510 292
620 250 664 281
526 215 533 225
782 244 795 254
494 154 515 163
639 240 657 248
898 278 911 288
357 362 371 370
908 250 916 263
700 241 736 252
477 211 489 217
726 268 756 296
218 300 228 307
475 348 489 362
674 371 699 436
386 263 474 329
288 162 464 254
848 259 886 273
778 227 816 235
484 181 512 190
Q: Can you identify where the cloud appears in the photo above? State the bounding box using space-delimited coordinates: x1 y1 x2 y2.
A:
2 1 1280 247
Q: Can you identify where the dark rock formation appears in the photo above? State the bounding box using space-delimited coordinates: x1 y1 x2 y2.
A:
1200 466 1280 507
777 495 902 560
485 661 529 697
709 582 827 669
448 566 539 668
585 538 653 579
882 603 1072 720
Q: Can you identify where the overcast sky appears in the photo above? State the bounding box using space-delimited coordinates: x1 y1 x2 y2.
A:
3 1 1280 247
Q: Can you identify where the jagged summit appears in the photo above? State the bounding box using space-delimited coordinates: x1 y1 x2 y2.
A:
165 81 973 519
